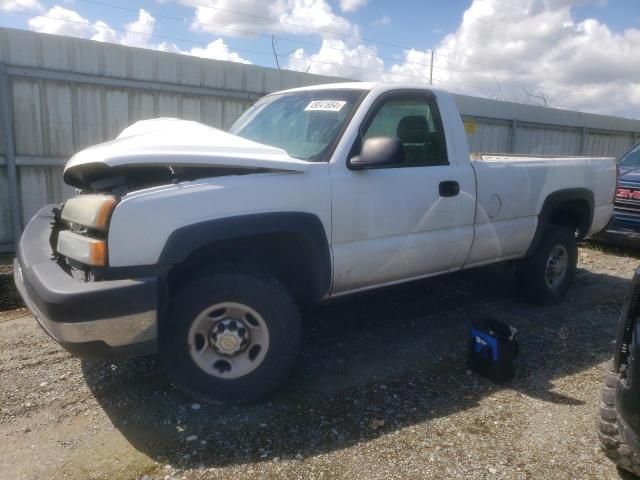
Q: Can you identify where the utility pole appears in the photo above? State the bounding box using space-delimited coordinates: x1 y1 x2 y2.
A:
429 49 434 86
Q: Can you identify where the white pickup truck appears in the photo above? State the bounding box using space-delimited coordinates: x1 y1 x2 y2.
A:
14 82 616 403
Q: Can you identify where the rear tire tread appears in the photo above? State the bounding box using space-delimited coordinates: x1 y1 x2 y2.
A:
599 368 640 477
518 225 577 305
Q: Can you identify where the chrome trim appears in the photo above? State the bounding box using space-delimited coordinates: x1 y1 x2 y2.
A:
14 263 157 347
40 310 157 347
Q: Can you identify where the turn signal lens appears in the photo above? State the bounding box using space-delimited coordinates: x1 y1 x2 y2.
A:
89 240 107 266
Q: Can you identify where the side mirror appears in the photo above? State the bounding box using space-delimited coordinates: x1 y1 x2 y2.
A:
348 136 405 170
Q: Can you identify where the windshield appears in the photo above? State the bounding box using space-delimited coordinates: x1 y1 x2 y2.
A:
229 89 366 161
620 142 640 168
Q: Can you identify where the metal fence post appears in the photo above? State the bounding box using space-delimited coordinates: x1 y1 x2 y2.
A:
579 127 587 155
509 119 518 153
0 61 22 250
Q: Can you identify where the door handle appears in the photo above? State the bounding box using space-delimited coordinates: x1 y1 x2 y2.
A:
439 180 460 197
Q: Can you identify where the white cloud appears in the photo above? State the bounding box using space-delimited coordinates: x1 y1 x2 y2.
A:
24 0 639 118
374 15 391 26
287 38 383 80
28 6 92 36
90 20 119 43
339 0 367 13
188 38 251 63
419 0 640 117
187 0 358 38
386 49 433 83
0 0 42 12
28 6 251 64
286 39 433 83
285 0 640 117
160 38 251 63
119 8 156 48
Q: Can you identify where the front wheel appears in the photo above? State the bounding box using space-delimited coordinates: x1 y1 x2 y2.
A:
517 225 577 305
160 268 302 404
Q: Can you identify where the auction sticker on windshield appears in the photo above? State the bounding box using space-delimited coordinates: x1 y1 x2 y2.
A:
305 100 347 112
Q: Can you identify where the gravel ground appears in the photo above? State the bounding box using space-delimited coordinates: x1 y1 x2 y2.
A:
0 244 639 480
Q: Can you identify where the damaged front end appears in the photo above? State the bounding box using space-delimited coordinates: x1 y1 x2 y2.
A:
49 117 309 276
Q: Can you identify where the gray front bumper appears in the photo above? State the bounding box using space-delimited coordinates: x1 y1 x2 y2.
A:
14 205 159 360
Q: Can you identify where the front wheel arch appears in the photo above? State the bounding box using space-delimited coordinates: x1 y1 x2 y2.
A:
163 212 332 307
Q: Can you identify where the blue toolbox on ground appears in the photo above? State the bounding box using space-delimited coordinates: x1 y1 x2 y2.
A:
468 318 518 383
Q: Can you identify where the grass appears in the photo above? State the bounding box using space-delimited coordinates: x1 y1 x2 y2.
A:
582 239 640 260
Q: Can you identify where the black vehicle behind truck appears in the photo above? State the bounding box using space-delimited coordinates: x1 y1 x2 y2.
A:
599 267 640 476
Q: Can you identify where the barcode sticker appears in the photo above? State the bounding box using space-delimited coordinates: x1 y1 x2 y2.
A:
305 100 347 112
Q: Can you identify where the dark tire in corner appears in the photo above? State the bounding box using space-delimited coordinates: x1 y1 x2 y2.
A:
517 225 577 305
160 268 302 404
599 368 640 478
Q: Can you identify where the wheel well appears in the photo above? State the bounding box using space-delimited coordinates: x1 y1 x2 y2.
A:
167 232 329 307
547 199 592 239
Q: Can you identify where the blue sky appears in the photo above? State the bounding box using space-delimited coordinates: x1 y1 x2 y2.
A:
1 0 639 117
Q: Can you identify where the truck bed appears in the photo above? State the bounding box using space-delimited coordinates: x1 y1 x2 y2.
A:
462 152 616 268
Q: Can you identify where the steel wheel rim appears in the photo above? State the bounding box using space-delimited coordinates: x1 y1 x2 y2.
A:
545 244 568 289
187 302 270 379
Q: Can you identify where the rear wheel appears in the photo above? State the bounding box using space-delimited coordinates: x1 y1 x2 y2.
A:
161 268 301 404
518 225 577 305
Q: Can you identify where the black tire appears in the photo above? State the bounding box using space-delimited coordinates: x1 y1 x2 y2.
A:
518 225 577 305
599 368 640 478
160 268 301 404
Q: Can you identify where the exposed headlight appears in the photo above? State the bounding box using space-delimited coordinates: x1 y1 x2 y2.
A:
57 231 107 266
61 194 117 232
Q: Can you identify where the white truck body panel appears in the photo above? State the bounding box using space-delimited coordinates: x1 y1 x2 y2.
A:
328 85 478 292
467 155 615 267
108 165 331 267
62 82 615 298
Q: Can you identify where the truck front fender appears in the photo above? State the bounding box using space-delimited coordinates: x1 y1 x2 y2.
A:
159 212 332 302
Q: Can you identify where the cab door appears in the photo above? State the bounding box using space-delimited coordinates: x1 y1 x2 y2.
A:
329 90 476 294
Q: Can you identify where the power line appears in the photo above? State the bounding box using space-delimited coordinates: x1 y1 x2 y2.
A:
4 9 276 58
76 0 433 73
72 0 567 96
179 0 568 82
176 0 417 52
128 0 565 87
1 8 436 84
1 7 567 102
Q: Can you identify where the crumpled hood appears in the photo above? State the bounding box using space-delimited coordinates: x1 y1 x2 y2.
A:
63 118 309 188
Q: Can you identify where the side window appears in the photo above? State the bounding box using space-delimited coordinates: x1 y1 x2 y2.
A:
361 95 448 167
621 143 640 167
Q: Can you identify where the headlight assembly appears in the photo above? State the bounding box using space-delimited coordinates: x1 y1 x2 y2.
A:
61 194 117 232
